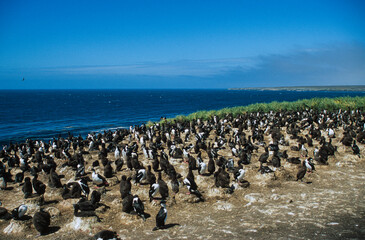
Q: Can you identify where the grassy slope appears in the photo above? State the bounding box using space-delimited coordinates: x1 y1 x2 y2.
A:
148 96 365 126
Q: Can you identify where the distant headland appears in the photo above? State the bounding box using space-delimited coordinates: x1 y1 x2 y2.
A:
229 85 365 92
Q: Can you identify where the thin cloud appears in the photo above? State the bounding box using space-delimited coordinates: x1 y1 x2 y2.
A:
1 42 364 89
218 42 365 87
37 58 257 77
35 42 365 87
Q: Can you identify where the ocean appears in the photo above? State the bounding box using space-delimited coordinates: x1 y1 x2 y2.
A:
1 89 364 145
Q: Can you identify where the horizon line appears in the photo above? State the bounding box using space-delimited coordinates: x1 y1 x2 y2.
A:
1 84 365 91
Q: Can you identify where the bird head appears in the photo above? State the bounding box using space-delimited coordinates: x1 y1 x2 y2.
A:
160 200 167 208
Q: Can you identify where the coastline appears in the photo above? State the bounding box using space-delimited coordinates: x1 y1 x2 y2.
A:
229 85 365 92
1 95 365 146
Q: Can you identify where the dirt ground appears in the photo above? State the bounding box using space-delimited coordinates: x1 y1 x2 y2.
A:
1 125 365 240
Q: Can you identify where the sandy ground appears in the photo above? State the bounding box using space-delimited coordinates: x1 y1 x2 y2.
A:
0 125 365 240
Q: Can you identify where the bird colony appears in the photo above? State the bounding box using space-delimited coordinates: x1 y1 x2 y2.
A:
0 108 364 239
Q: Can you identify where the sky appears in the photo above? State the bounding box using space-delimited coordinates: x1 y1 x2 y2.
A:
0 0 364 89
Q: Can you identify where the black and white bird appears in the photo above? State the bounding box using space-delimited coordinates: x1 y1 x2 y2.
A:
183 148 189 162
300 144 308 157
226 158 235 172
268 142 279 152
89 140 95 151
78 178 90 199
62 149 71 160
183 169 204 201
19 157 29 172
259 163 274 174
75 163 86 178
92 169 109 187
197 155 207 175
327 128 335 138
114 146 121 160
134 168 146 185
304 158 315 173
142 146 149 159
152 200 167 231
0 176 6 190
313 147 319 159
132 195 146 221
149 182 160 202
231 146 239 157
11 204 28 220
94 230 118 240
234 168 245 182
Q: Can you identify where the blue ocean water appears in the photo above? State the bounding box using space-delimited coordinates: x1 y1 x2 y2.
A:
1 89 364 145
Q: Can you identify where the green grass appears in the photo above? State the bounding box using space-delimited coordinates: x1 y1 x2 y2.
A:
147 96 365 126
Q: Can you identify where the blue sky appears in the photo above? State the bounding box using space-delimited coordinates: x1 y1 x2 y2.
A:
0 0 364 89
